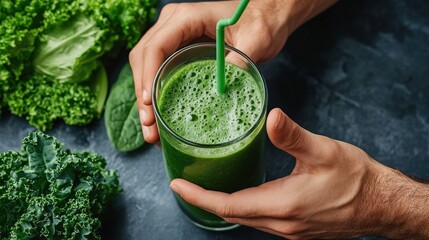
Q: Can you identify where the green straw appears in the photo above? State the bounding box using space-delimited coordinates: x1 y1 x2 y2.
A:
216 0 249 94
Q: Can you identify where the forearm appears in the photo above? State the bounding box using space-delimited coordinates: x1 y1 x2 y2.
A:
366 163 429 239
249 0 338 37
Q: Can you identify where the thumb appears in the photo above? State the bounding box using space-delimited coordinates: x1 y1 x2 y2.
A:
267 108 325 160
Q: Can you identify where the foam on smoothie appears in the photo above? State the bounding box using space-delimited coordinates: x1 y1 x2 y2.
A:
158 60 263 144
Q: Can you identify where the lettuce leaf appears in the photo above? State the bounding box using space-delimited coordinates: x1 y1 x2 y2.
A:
33 14 105 83
0 0 157 130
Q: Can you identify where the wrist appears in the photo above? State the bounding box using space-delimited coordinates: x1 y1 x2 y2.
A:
247 0 332 40
248 0 291 36
362 163 429 239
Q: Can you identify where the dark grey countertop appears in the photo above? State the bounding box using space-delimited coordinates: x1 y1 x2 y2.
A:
1 0 428 239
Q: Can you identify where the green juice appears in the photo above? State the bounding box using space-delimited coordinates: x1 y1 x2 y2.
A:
156 57 266 230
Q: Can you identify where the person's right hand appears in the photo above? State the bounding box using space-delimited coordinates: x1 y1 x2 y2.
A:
129 0 292 143
170 108 429 239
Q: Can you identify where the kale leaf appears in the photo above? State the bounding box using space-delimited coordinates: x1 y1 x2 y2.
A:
0 131 121 239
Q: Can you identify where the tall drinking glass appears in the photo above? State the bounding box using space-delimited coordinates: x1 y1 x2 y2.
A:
153 43 267 231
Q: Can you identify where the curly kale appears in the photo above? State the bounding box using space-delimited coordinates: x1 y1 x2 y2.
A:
0 131 121 239
5 75 97 131
0 0 157 130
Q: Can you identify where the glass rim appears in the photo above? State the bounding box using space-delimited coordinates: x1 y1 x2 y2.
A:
152 42 268 148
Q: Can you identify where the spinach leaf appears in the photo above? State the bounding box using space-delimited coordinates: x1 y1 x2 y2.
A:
105 63 144 152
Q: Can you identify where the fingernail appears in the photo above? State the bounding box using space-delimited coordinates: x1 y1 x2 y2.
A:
142 89 148 103
142 126 151 139
139 109 147 124
169 182 181 195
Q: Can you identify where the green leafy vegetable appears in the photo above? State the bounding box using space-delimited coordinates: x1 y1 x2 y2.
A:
88 63 109 117
33 14 105 83
5 74 97 131
0 0 157 130
105 63 144 152
0 131 121 239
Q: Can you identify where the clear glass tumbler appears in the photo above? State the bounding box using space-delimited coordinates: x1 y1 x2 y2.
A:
153 43 267 231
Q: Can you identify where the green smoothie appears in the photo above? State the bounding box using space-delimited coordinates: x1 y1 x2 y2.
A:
158 60 263 144
155 58 266 230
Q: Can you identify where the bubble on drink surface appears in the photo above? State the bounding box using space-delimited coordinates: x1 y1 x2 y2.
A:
187 114 198 121
158 60 263 144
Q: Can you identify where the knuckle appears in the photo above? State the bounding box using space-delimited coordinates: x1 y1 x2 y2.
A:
215 200 234 218
141 45 152 56
128 48 138 64
282 227 297 236
352 144 371 159
281 223 305 237
323 138 342 160
160 3 183 17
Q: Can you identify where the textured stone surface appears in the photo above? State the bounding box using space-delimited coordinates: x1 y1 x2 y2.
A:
0 0 428 239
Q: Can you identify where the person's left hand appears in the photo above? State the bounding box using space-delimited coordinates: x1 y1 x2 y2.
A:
169 108 387 239
130 0 293 143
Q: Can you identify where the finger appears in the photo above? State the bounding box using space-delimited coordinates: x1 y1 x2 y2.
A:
131 0 237 107
130 3 179 108
225 217 306 239
266 108 334 161
139 104 155 126
225 217 304 234
142 123 159 143
130 4 208 145
170 178 286 218
132 6 211 107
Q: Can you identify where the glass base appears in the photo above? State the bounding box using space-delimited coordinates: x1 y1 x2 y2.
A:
187 217 240 231
176 197 240 231
173 175 267 231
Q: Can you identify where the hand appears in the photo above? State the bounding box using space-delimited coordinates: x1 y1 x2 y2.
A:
129 0 293 143
170 108 429 239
